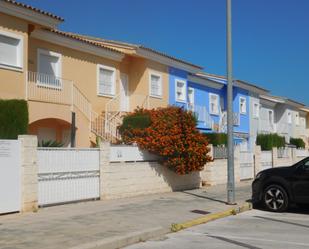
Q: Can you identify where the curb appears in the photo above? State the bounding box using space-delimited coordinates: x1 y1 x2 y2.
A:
68 227 170 249
171 202 252 232
69 202 252 249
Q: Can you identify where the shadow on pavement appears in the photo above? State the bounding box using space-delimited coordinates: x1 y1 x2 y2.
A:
182 191 228 205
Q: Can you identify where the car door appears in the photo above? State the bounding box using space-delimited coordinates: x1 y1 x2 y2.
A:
292 159 309 203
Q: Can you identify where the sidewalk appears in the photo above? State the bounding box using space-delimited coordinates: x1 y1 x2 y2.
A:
0 181 251 249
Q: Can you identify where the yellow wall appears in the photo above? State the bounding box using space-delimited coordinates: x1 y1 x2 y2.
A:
124 55 169 110
28 37 122 113
0 13 169 147
0 13 28 99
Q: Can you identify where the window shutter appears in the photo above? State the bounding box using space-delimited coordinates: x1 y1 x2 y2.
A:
39 54 59 76
151 75 161 96
99 68 114 95
210 94 218 114
0 34 20 67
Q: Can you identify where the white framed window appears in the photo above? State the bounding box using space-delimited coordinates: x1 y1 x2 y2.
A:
253 102 260 118
187 87 194 111
149 72 162 98
295 113 300 126
175 79 186 102
209 93 219 115
287 111 292 124
97 64 116 96
0 30 23 70
239 97 247 114
300 117 306 128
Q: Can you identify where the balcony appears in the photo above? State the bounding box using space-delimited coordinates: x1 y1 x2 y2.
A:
276 122 290 135
27 71 73 106
220 111 240 126
188 104 214 129
27 71 91 120
258 119 276 134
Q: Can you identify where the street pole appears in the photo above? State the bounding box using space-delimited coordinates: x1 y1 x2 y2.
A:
226 0 236 204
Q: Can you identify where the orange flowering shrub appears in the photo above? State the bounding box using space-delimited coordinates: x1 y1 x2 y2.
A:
119 106 212 175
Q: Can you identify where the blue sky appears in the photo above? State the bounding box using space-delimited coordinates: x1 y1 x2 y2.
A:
22 0 309 105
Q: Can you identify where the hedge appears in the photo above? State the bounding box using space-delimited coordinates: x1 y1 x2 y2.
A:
118 111 151 134
290 137 305 149
0 99 29 139
204 133 227 146
256 133 285 150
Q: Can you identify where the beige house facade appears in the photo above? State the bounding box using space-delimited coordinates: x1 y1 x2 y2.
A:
0 0 201 147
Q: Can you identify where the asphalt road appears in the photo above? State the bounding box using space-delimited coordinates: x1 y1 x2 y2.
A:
126 207 309 249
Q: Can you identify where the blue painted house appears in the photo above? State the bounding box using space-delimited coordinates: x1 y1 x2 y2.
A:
168 68 263 151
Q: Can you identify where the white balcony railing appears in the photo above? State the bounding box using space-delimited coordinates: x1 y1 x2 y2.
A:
258 119 276 134
27 71 91 120
27 71 72 106
220 111 240 126
188 104 214 129
276 122 290 135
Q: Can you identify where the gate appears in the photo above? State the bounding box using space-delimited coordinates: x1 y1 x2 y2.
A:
37 148 100 206
261 151 273 171
239 151 254 180
0 140 21 214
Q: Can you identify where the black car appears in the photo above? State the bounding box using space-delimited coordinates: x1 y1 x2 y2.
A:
252 157 309 212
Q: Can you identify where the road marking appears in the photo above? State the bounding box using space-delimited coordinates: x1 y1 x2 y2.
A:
204 234 309 247
254 215 309 228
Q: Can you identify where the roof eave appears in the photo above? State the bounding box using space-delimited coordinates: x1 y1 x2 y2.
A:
31 29 124 61
188 74 224 89
0 0 63 28
260 95 286 104
136 47 202 73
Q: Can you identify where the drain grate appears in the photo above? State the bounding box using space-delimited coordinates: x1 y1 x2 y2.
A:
191 210 211 215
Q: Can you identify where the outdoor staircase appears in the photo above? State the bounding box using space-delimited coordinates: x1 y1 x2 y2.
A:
27 71 151 144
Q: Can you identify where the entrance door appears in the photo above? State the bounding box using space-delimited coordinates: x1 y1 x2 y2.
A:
120 73 129 112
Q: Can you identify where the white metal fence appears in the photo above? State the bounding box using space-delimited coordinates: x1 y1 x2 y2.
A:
37 148 100 206
260 151 272 170
213 146 228 159
277 147 290 158
239 151 254 180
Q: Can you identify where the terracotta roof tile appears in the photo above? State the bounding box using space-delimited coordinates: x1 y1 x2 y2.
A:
48 29 124 55
3 0 64 21
63 32 203 69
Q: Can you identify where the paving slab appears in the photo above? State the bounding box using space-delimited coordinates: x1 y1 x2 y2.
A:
0 181 251 249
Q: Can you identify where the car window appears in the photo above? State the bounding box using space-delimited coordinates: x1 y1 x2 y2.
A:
303 161 309 171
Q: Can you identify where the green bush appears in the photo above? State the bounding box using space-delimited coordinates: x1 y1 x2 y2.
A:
0 99 28 139
204 133 227 146
256 133 285 150
38 140 64 147
290 137 305 149
118 110 151 136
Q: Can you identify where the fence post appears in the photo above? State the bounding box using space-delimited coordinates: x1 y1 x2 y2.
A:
272 147 278 168
254 145 262 175
18 135 38 213
233 145 240 183
291 147 297 163
99 142 110 200
209 144 214 159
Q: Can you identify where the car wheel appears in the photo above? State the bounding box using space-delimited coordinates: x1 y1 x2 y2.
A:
263 184 289 212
